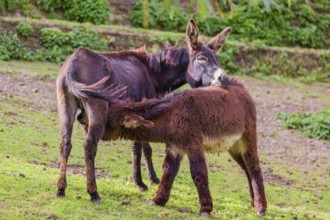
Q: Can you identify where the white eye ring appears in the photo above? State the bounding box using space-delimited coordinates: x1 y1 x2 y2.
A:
197 55 208 62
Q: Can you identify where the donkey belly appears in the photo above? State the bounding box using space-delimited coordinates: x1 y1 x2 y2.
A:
203 134 242 154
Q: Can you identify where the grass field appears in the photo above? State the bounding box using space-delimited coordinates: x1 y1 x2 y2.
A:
0 61 329 219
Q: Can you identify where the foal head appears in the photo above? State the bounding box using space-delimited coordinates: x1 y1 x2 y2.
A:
185 19 232 88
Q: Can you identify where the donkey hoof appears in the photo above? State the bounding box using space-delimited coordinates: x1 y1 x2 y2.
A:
200 212 210 218
90 192 101 203
56 189 65 197
137 183 148 191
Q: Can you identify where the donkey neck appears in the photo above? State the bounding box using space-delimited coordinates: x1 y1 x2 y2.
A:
149 48 190 95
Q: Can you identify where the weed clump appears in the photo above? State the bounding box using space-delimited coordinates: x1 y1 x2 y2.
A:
277 108 330 140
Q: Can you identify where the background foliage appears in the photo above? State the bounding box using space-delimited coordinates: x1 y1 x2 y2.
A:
1 0 111 25
0 24 107 63
129 0 330 49
1 1 329 48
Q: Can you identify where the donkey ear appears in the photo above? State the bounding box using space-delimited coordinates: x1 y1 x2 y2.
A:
123 114 154 129
186 18 199 51
207 27 232 53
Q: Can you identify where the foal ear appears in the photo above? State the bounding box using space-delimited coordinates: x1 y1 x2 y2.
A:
207 27 232 53
135 44 147 52
186 18 199 51
123 114 154 129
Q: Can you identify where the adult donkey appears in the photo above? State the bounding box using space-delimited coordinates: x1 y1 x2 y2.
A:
56 18 231 201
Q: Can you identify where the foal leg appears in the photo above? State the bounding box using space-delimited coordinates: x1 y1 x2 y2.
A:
142 143 160 185
228 140 254 206
242 131 267 216
56 87 77 197
83 100 107 202
131 141 148 191
151 145 182 206
186 144 213 217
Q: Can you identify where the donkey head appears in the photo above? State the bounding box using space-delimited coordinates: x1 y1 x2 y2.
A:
186 18 232 88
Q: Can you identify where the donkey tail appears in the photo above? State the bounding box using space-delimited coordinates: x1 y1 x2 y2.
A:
66 72 127 102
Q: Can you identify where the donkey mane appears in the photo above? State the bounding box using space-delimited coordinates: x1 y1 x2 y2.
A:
99 48 149 61
149 47 188 74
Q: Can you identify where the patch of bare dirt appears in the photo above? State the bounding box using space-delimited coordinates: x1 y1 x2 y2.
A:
31 161 110 178
0 73 57 111
263 172 295 186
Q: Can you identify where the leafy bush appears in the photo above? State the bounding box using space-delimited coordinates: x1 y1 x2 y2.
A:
277 108 330 140
40 27 70 48
16 21 33 37
36 0 111 25
0 31 23 60
64 0 110 25
69 27 107 51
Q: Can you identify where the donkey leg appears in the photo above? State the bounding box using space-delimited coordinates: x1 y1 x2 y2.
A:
131 141 148 191
186 145 213 216
151 145 182 206
56 89 77 197
84 101 107 202
142 143 160 185
228 140 254 206
242 133 267 216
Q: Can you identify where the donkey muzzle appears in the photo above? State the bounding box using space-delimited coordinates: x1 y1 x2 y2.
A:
211 68 230 88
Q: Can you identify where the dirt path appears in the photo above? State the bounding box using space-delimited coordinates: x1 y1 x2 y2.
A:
1 72 329 187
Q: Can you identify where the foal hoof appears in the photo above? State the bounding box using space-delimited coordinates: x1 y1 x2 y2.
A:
56 189 65 197
90 192 101 203
137 183 148 192
149 201 157 206
200 212 210 218
257 211 266 218
150 177 160 185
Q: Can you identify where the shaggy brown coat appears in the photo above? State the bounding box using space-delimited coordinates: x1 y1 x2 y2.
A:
81 79 267 217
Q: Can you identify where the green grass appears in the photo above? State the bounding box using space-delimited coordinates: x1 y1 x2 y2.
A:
0 62 329 219
0 60 59 79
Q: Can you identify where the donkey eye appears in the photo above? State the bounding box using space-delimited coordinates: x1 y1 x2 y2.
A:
197 55 208 62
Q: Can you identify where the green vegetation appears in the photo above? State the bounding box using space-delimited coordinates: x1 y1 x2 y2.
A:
130 0 330 49
1 1 329 49
0 25 107 64
0 0 111 25
1 17 329 83
0 0 31 15
277 108 330 140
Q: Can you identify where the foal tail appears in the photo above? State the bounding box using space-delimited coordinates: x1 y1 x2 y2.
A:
66 71 127 102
